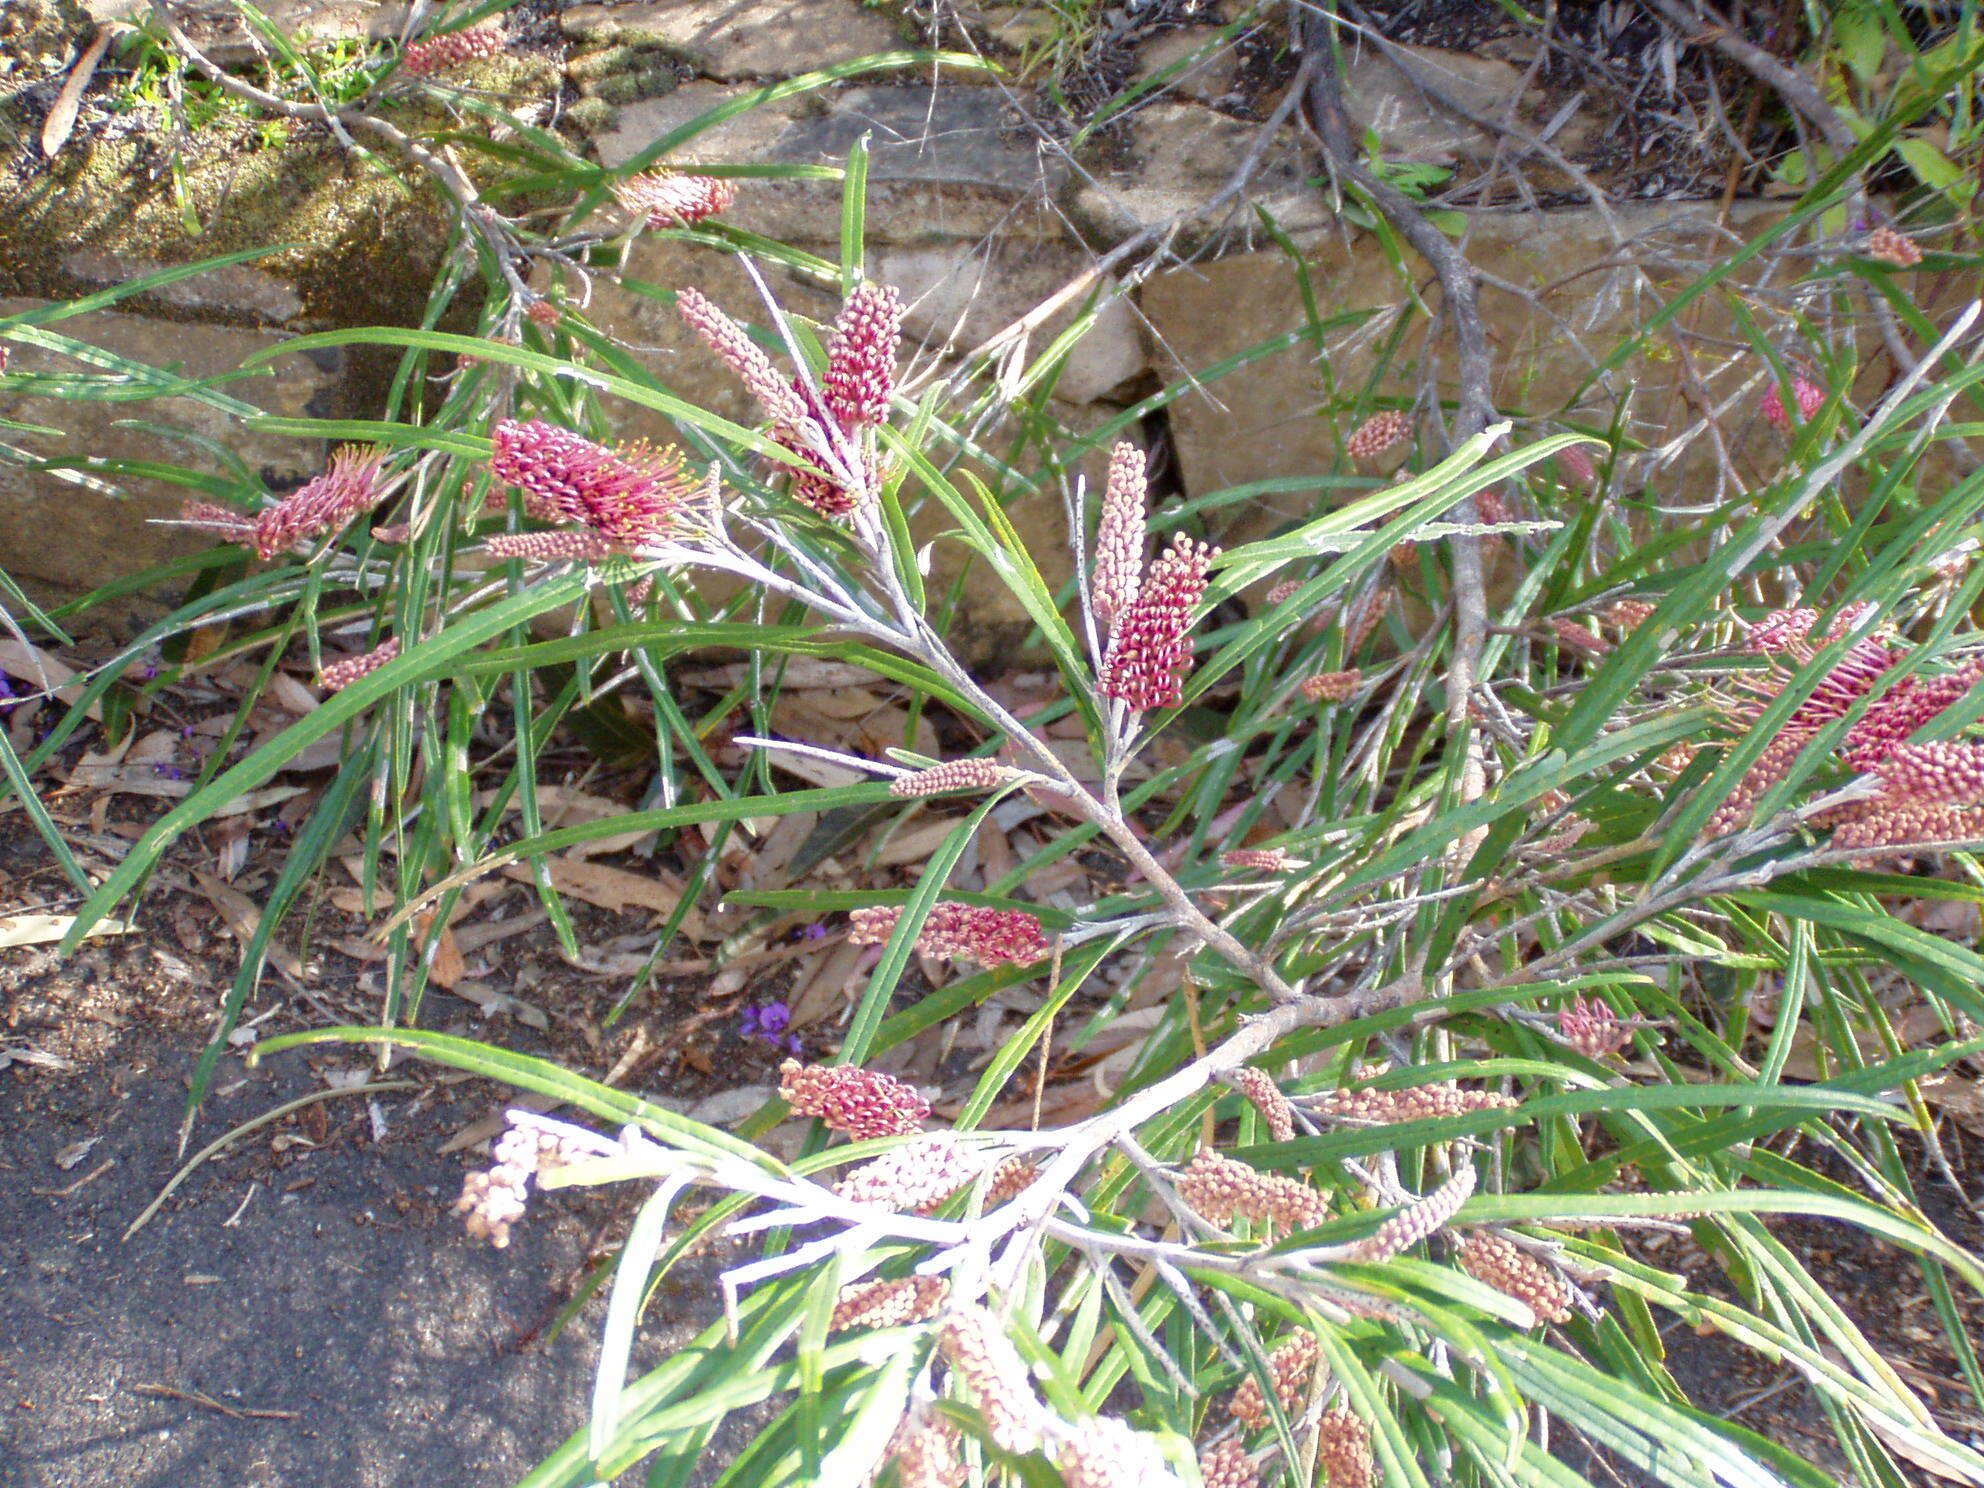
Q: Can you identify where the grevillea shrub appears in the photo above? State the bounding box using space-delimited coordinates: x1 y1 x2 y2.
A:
22 55 1984 1488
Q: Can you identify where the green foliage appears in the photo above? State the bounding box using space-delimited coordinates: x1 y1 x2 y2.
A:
7 10 1984 1488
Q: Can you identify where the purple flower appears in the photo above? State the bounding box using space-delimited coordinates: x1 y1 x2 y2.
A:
738 1002 794 1045
802 922 829 942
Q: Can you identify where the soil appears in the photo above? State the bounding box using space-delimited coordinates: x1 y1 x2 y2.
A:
0 817 768 1488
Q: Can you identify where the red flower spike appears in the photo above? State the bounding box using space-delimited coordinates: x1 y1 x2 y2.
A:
778 1059 929 1140
250 446 390 560
1099 535 1219 711
488 419 693 544
848 902 1050 968
823 283 902 430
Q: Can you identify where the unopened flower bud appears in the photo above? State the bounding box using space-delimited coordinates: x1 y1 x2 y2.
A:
1227 1067 1295 1142
1300 669 1362 703
831 1275 949 1331
1761 373 1825 431
890 758 1014 797
1174 1149 1327 1233
938 1305 1046 1454
1316 1408 1375 1488
823 283 902 429
836 1134 983 1213
1353 1164 1476 1261
886 1413 967 1488
1454 1230 1574 1324
1196 1438 1259 1488
1099 535 1219 711
401 24 501 75
1220 847 1299 873
1229 1332 1318 1429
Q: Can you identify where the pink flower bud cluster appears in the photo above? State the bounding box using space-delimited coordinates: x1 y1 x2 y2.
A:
1196 1439 1260 1488
1264 578 1304 607
886 1414 967 1488
889 758 1014 797
1760 372 1826 431
1309 1083 1518 1123
836 1133 984 1213
212 446 390 560
676 284 900 518
1454 1230 1574 1324
1346 409 1410 461
319 638 401 693
1871 741 1984 803
1869 226 1924 268
1558 994 1633 1059
1316 1408 1376 1488
848 901 1050 967
938 1305 1047 1454
400 25 501 75
1173 1149 1328 1233
1220 846 1299 873
1098 535 1220 711
489 419 695 545
1351 1163 1476 1261
984 1155 1039 1204
779 1058 929 1140
525 298 561 328
1227 1067 1296 1142
1300 668 1362 703
830 1275 949 1331
613 169 738 228
1229 1332 1318 1429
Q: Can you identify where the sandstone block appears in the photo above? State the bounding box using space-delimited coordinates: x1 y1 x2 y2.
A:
0 299 340 596
559 0 904 82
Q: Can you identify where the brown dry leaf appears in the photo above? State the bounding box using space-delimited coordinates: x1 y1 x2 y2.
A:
0 914 132 949
470 786 654 859
500 857 709 938
0 640 98 718
680 659 886 691
872 816 968 868
268 673 322 717
416 911 466 989
446 979 548 1030
191 870 305 980
735 810 816 893
787 939 868 1031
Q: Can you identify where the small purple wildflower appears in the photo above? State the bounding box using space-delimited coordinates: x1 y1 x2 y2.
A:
0 671 16 716
739 1003 794 1046
802 922 829 941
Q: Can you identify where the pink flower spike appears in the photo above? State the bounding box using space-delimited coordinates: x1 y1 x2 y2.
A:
1346 410 1410 461
251 446 390 560
1092 442 1148 626
180 499 255 544
1761 373 1825 432
1558 994 1632 1059
889 758 1014 797
1099 534 1219 712
676 288 810 430
823 283 902 430
483 530 622 562
1556 443 1597 490
319 637 400 692
848 901 1050 967
400 25 501 75
1873 741 1984 805
614 169 738 229
488 419 693 544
